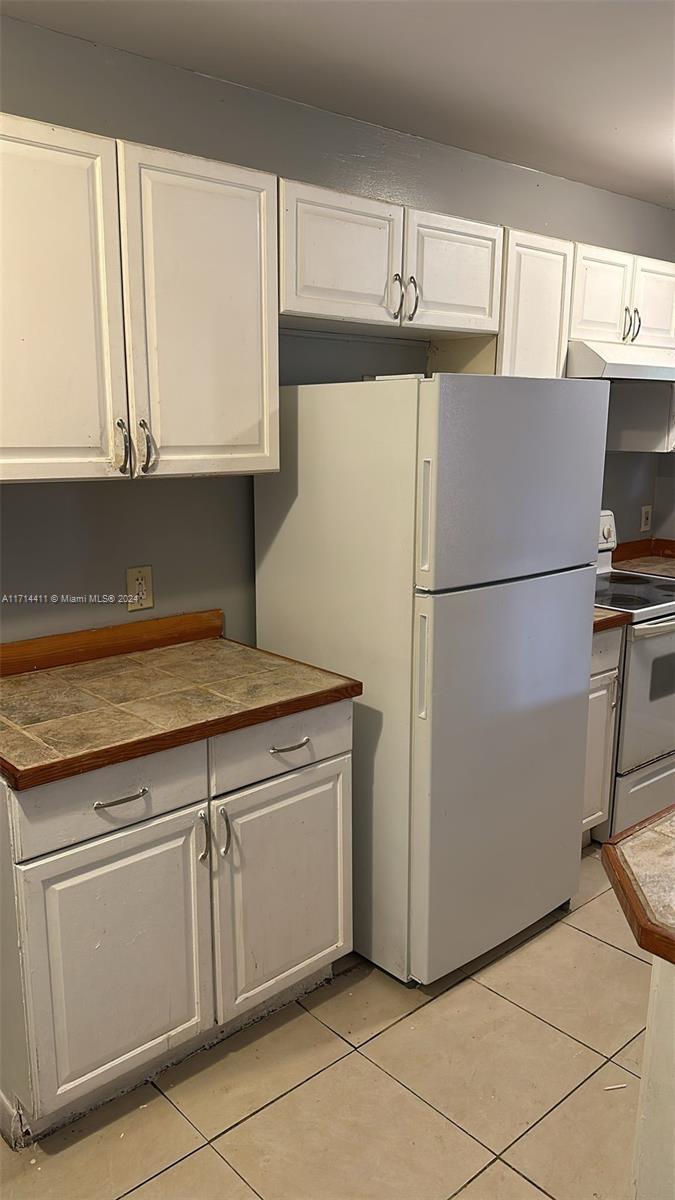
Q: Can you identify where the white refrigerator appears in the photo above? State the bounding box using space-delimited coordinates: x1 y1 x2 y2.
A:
255 374 609 984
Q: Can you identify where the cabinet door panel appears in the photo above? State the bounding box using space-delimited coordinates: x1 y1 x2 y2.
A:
280 180 404 324
119 142 278 475
497 230 573 377
633 257 675 348
582 670 617 831
213 755 351 1024
570 244 635 342
16 804 213 1117
403 210 502 331
0 114 128 481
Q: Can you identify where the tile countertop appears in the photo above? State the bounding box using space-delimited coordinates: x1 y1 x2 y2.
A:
0 638 362 791
593 607 631 633
602 805 675 965
615 556 675 579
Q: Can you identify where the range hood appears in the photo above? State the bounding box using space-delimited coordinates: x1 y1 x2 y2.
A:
567 340 675 381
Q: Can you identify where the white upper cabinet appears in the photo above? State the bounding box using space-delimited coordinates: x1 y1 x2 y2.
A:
570 244 635 343
571 244 675 348
497 229 574 377
119 142 279 476
279 179 404 325
15 803 213 1117
632 257 675 348
402 210 503 332
0 114 128 482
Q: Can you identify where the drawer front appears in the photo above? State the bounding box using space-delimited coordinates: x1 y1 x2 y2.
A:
8 742 208 862
591 627 623 674
209 699 353 797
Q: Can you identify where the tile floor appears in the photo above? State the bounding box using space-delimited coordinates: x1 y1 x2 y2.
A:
0 848 652 1200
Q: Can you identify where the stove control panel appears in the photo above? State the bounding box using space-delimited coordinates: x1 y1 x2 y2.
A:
599 510 617 553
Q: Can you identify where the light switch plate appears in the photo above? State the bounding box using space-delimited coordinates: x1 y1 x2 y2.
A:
640 505 653 533
126 565 154 612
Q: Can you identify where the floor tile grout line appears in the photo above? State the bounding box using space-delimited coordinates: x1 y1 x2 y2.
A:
498 1056 635 1162
494 1158 558 1200
562 917 653 966
353 1045 498 1156
200 1046 357 1143
468 971 642 1059
445 1155 499 1199
114 1143 207 1200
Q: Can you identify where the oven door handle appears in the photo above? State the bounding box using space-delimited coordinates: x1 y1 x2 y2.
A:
631 617 675 640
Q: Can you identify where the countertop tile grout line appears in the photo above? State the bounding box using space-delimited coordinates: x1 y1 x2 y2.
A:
561 917 653 966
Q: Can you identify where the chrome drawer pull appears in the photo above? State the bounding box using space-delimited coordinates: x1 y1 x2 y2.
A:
220 806 232 857
93 786 149 811
268 736 310 756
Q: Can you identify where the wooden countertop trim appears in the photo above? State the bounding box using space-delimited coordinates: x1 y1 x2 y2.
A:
0 610 224 677
613 537 675 563
593 607 631 633
0 681 362 791
602 804 675 966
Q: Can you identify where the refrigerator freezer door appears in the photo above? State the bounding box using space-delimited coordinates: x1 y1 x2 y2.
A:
410 565 595 984
416 375 609 592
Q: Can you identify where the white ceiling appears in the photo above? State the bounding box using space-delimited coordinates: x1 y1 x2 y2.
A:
4 0 675 207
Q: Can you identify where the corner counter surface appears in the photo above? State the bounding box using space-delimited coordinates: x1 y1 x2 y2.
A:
593 606 631 633
602 805 675 965
0 618 361 790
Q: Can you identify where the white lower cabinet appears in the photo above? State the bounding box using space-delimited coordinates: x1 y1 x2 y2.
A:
582 669 618 832
14 803 213 1117
212 755 352 1024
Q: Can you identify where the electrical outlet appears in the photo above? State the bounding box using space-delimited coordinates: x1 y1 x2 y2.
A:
640 505 653 533
126 565 154 612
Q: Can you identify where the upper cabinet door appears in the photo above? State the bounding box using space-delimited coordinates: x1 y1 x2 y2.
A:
402 210 502 332
497 230 574 378
632 257 675 348
279 180 404 325
570 243 635 343
0 114 128 482
119 142 279 476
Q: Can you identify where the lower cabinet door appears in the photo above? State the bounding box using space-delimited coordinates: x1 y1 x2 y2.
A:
582 670 618 831
212 755 352 1025
15 803 213 1118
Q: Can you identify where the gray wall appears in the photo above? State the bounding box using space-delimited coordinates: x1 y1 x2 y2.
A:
654 457 675 539
602 453 660 544
1 15 674 642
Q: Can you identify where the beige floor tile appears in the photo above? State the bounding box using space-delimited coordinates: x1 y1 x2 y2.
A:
299 960 430 1045
156 1002 350 1138
459 911 562 975
613 1030 646 1077
126 1146 257 1199
456 1161 548 1199
474 922 651 1056
0 1085 203 1200
568 847 611 911
363 977 602 1152
214 1053 491 1200
504 1062 640 1200
565 888 653 964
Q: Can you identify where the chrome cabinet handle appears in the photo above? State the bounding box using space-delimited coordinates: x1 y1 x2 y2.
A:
610 675 620 711
631 308 642 342
117 418 130 475
407 275 420 321
392 272 405 321
198 809 209 862
622 306 633 342
269 736 310 756
94 786 148 811
219 806 232 857
139 419 154 474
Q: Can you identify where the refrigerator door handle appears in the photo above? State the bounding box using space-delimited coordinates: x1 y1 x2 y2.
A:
417 612 429 719
419 458 432 574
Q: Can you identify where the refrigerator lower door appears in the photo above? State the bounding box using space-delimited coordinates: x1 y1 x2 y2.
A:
416 375 609 591
612 754 675 836
410 565 595 984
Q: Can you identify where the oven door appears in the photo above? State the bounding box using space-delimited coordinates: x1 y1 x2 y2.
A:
617 616 675 774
